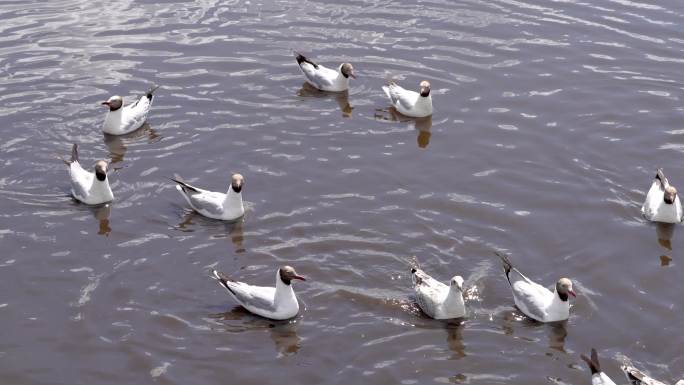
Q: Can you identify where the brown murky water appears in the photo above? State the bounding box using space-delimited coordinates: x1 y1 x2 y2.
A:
1 0 683 384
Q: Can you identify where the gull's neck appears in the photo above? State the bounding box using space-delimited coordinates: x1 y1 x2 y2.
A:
103 108 123 133
274 271 298 309
547 288 570 320
90 177 114 201
222 189 244 217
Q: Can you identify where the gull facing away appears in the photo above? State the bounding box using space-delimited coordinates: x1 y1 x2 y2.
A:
410 261 466 319
497 252 575 322
62 144 113 205
382 80 433 118
581 348 617 385
102 85 160 135
294 51 356 92
212 266 306 320
642 168 683 223
171 173 245 221
622 363 670 385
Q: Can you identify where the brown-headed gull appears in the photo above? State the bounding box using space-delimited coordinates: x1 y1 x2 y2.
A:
642 169 683 223
62 144 113 205
382 79 433 118
212 266 306 320
581 348 617 385
497 252 575 322
294 51 355 92
171 173 244 221
102 85 159 135
410 261 465 319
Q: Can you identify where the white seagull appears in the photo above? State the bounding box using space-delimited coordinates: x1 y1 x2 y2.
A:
294 51 356 92
171 173 245 221
622 363 670 385
212 266 306 320
101 85 159 135
497 252 575 322
581 348 617 385
642 168 683 223
410 262 466 319
62 144 114 205
382 79 433 118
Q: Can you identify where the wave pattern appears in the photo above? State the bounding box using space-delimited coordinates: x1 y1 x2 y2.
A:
0 0 683 384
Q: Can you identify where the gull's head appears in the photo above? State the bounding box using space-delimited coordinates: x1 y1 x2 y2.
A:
231 173 244 193
450 275 464 291
556 278 576 301
419 81 431 97
664 185 677 204
340 63 356 79
94 160 108 181
101 95 123 111
279 265 306 285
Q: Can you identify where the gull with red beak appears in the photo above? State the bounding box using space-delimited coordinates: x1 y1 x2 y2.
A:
171 173 244 221
497 252 576 322
294 51 356 92
212 266 306 320
642 168 683 223
62 143 113 205
101 84 159 135
382 79 433 118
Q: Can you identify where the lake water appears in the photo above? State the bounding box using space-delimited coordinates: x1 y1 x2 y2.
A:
1 0 683 383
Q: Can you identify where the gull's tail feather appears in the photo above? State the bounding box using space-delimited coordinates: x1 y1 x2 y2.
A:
62 143 79 165
656 168 667 188
146 84 160 99
293 50 318 69
495 251 513 276
170 174 200 193
580 348 601 375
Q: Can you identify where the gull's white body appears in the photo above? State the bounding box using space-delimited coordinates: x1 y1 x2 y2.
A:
500 255 570 322
411 268 465 319
621 364 668 385
382 82 433 118
642 178 683 223
591 372 617 385
174 182 244 221
213 269 300 320
65 145 113 205
103 93 155 135
69 162 114 205
296 58 351 92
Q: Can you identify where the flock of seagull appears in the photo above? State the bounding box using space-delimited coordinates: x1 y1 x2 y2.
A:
62 51 682 384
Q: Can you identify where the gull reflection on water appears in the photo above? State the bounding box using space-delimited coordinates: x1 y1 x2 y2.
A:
297 82 353 118
654 222 675 266
374 107 433 149
444 320 466 360
210 308 301 358
176 210 246 253
103 122 161 164
91 203 112 236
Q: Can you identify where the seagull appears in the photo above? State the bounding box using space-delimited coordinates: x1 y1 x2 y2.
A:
622 363 669 385
382 79 433 118
211 266 306 320
294 51 355 92
101 85 159 135
62 144 114 205
581 348 617 385
497 252 575 322
410 262 466 319
171 173 245 221
642 168 683 223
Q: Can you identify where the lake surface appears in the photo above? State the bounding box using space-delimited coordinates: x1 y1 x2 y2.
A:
1 0 683 383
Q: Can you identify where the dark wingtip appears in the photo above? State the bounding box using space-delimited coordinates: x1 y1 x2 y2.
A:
71 143 79 163
580 348 601 374
495 251 512 272
146 84 160 99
